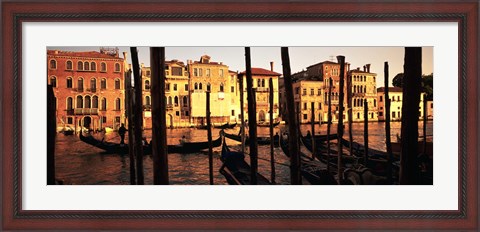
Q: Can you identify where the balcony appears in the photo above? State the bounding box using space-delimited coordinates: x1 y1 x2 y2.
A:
166 104 173 110
256 87 269 92
71 108 99 115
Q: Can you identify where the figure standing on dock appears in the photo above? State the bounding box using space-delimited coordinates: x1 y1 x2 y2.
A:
118 123 127 145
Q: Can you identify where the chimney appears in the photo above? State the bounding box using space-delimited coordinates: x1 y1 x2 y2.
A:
366 64 371 73
270 61 274 72
357 67 360 71
363 65 366 72
346 62 351 71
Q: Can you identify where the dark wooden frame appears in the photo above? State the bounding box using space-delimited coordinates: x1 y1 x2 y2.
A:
1 0 478 230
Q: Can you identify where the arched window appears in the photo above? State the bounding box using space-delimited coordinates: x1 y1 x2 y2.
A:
49 59 57 69
77 61 83 71
194 83 198 90
114 63 121 72
50 76 57 87
219 83 224 92
257 79 261 87
145 80 150 90
78 77 84 91
92 96 98 108
101 78 107 89
199 83 203 90
100 62 107 72
66 60 73 70
115 79 120 89
174 96 179 106
168 96 172 105
76 96 83 108
115 98 121 110
206 83 211 92
84 62 90 71
90 78 96 91
90 62 96 71
145 96 151 106
66 77 73 88
353 98 357 107
183 96 188 106
66 97 73 110
101 98 107 111
84 96 91 108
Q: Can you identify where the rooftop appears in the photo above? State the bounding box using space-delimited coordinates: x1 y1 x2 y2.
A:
239 68 281 76
47 50 122 59
377 87 403 93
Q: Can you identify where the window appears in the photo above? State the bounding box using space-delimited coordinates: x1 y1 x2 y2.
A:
115 117 121 123
115 79 121 89
78 61 83 71
231 110 235 116
257 79 261 87
91 62 96 71
183 96 188 106
172 67 182 76
102 116 107 123
50 76 57 87
84 96 91 108
206 69 210 77
185 84 188 91
168 96 172 105
357 113 360 119
219 83 224 92
199 68 203 76
101 78 107 89
231 86 235 93
431 103 433 108
145 96 151 106
185 111 189 116
206 83 211 92
398 112 401 118
303 114 308 120
176 111 180 116
379 112 383 117
303 102 307 110
194 83 198 90
76 96 83 108
101 98 107 111
165 83 170 91
174 96 179 106
90 78 97 92
173 84 177 91
379 96 383 102
66 97 73 110
318 88 321 95
145 80 150 90
67 117 73 124
100 62 107 72
302 89 307 96
66 60 73 70
78 78 84 91
115 98 121 111
66 77 73 88
319 103 322 109
199 83 203 90
194 68 198 76
310 88 314 96
114 63 121 72
92 96 98 108
146 70 151 77
84 62 90 71
295 87 300 95
219 69 224 77
49 59 57 69
392 112 396 118
373 99 376 107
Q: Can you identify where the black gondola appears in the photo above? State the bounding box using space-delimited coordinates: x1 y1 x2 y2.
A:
279 134 337 185
257 121 280 127
79 131 222 154
214 122 237 129
219 137 270 185
223 131 279 146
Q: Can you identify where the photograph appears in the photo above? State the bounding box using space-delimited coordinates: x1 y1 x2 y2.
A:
47 46 434 185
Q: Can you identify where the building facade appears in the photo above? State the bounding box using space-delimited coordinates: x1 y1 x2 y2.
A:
291 78 324 124
188 55 238 125
238 64 281 122
348 65 378 122
47 48 125 132
377 87 431 121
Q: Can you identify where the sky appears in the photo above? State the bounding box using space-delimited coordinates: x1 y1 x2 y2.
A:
48 46 433 87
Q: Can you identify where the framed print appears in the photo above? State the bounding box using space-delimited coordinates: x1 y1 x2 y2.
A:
1 0 478 230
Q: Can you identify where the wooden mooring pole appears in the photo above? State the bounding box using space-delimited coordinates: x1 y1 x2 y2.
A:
245 47 258 185
326 78 333 172
269 77 276 183
363 99 369 166
206 91 214 185
47 85 56 185
347 72 353 158
125 61 136 185
336 55 346 183
151 47 169 185
130 47 144 185
311 102 316 160
281 47 301 185
384 61 393 184
423 93 427 155
400 47 422 185
239 73 246 155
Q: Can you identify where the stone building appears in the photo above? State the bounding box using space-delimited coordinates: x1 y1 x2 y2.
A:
377 87 431 121
291 76 324 124
188 55 237 125
47 48 125 132
140 60 190 129
238 63 281 122
348 64 378 121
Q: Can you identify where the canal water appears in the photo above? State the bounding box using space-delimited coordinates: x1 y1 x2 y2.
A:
54 121 433 185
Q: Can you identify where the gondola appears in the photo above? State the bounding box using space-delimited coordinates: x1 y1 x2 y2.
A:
300 134 357 164
213 122 237 129
219 137 270 185
79 132 222 154
257 121 280 127
279 134 337 185
223 131 279 146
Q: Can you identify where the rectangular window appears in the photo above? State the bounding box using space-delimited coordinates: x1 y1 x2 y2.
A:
303 102 307 110
398 112 401 118
302 89 307 96
219 69 224 77
194 68 198 76
295 87 300 95
67 117 73 124
146 70 151 77
166 83 170 91
379 112 383 117
173 84 177 91
185 111 189 116
102 116 107 123
303 114 308 120
231 110 235 116
199 68 203 76
231 86 235 93
380 96 383 102
431 103 433 108
392 112 396 118
206 69 210 77
319 103 322 109
115 116 120 123
172 67 182 76
185 84 188 91
176 111 180 116
318 88 321 95
310 89 314 96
